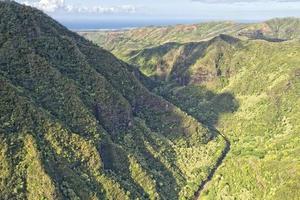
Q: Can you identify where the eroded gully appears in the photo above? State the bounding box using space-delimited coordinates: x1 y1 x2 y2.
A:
193 131 231 200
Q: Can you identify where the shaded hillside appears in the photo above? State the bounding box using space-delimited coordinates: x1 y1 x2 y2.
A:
85 22 300 199
0 2 230 200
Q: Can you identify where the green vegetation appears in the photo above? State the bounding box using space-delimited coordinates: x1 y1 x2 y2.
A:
79 22 246 59
1 1 300 199
239 18 300 41
84 19 300 199
80 17 300 60
155 40 300 199
198 41 300 200
0 2 229 200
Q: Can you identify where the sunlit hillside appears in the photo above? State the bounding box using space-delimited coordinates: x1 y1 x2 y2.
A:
83 18 300 200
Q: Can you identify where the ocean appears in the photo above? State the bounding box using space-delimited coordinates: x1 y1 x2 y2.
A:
58 18 258 31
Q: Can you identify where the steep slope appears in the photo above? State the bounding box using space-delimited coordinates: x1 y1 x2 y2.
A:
0 2 225 200
136 39 300 199
85 23 300 199
196 40 300 200
129 34 240 86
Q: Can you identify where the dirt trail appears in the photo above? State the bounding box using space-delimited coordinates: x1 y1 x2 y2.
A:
193 131 231 200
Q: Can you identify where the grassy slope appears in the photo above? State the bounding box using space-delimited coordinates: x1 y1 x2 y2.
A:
128 34 240 85
156 40 300 199
79 22 246 59
0 2 225 200
199 40 300 200
80 17 300 60
84 25 300 199
239 18 300 40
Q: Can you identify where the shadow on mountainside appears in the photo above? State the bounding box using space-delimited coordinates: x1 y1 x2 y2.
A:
100 124 185 200
157 85 239 130
159 85 238 200
154 84 239 199
157 85 239 200
127 36 240 198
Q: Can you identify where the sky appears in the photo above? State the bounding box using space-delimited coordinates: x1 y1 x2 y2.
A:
16 0 300 29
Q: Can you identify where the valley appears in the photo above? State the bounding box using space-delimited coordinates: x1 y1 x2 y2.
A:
194 131 231 200
82 19 300 200
0 1 299 200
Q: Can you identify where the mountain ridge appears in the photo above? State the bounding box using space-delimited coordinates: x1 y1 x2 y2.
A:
79 17 300 60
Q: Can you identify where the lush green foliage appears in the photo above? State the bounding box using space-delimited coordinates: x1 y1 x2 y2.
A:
85 21 300 200
199 41 300 200
0 2 226 200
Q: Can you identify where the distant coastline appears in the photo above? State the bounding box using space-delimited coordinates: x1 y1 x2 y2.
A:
60 18 261 31
73 27 137 32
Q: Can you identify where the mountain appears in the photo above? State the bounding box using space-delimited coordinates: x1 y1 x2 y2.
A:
82 19 300 199
238 18 300 41
79 21 246 60
0 2 228 200
79 17 300 60
128 34 240 85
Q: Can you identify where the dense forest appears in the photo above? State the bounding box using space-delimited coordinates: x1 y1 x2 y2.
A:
0 2 227 199
83 17 300 200
0 1 299 200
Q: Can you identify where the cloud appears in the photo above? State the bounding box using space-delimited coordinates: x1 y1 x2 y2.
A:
64 4 137 14
191 0 300 3
22 0 64 12
19 0 138 14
